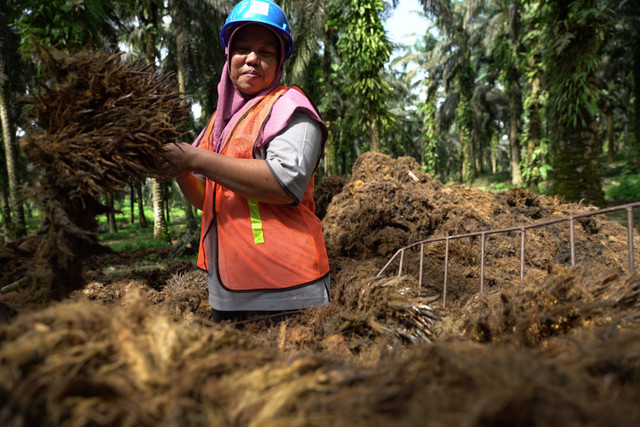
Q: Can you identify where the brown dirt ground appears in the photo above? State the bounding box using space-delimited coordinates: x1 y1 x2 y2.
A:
2 153 640 426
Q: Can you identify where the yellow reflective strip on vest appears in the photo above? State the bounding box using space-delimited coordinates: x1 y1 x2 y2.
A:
247 199 264 244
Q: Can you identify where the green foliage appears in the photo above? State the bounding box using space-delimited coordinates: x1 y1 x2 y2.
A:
108 235 172 252
605 173 640 201
99 213 187 252
2 0 638 216
520 141 552 188
331 0 391 77
16 0 119 53
328 0 395 151
541 0 611 131
487 181 514 193
420 98 439 177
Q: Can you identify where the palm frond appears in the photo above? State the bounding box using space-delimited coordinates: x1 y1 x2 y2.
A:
418 0 455 34
281 0 326 83
483 13 504 56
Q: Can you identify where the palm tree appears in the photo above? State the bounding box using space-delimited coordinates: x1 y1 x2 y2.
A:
0 52 26 239
417 0 488 183
1 2 40 239
606 0 640 170
483 0 525 185
596 21 632 164
280 0 328 84
163 0 230 119
105 192 118 233
541 0 608 205
519 0 548 192
391 29 444 175
330 0 395 153
0 173 11 243
140 0 172 241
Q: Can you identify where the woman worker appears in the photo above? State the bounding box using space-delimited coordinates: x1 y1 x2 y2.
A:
165 0 330 324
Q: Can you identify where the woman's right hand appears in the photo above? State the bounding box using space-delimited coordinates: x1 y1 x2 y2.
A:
162 142 195 178
161 142 206 209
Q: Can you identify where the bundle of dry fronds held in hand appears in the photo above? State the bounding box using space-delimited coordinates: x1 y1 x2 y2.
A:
14 44 191 298
20 44 191 200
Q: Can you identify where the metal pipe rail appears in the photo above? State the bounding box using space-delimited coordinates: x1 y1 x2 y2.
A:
376 201 640 307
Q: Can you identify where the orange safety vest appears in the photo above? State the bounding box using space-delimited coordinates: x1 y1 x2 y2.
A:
196 86 330 292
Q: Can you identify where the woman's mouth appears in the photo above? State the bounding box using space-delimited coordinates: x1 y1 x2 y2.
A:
242 69 261 77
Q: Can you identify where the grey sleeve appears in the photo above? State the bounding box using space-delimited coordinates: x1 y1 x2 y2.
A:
261 112 323 204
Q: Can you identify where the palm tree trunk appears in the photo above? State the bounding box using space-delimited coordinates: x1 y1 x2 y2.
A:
172 179 196 229
136 180 148 228
524 73 543 191
458 90 475 183
526 74 542 157
605 113 615 163
0 58 26 239
456 54 476 183
152 179 169 241
106 192 117 233
631 41 640 170
472 117 481 174
129 183 135 224
507 0 523 186
170 1 198 232
549 0 604 205
0 184 11 243
140 0 169 240
322 29 338 176
460 128 474 183
323 126 337 177
508 92 523 185
164 183 170 224
553 122 603 205
368 104 380 152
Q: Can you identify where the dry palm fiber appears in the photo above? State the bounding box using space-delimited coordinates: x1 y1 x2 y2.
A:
0 287 261 426
453 266 640 346
232 259 443 363
4 145 640 424
313 175 348 220
14 44 191 299
78 257 442 353
161 269 210 324
20 43 191 198
322 152 640 304
1 285 640 426
164 256 443 350
330 329 640 427
73 256 441 363
323 152 441 260
0 236 37 289
325 258 442 346
0 286 354 426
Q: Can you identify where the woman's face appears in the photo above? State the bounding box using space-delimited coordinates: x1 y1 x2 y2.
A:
229 24 280 95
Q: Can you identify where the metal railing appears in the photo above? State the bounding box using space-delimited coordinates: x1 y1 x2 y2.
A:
376 201 640 307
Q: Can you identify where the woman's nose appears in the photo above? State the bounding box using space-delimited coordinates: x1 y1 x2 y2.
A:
246 50 259 64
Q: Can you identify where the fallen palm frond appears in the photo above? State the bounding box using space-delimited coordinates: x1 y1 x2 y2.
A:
322 259 442 349
335 276 440 344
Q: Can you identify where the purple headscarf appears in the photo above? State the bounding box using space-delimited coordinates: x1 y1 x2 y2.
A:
194 23 327 153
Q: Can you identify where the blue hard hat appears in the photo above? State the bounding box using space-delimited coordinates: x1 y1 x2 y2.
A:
220 0 293 59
